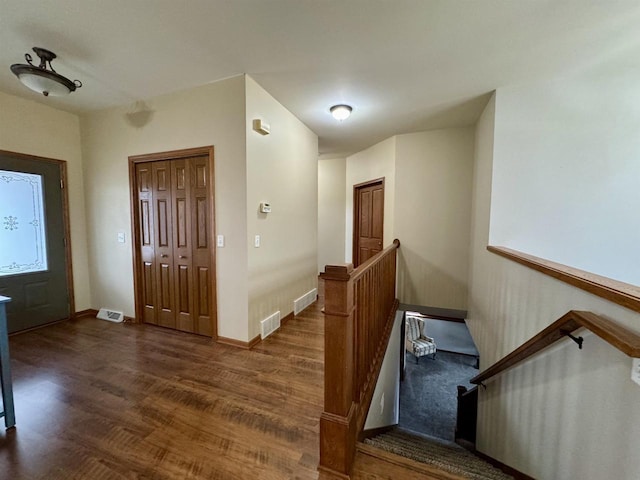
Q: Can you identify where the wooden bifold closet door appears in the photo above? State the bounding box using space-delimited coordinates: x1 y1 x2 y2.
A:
135 154 214 336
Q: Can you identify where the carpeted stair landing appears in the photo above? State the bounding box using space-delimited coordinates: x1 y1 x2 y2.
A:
364 429 513 480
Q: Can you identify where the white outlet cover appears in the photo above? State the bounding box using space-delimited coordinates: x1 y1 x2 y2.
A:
632 358 640 386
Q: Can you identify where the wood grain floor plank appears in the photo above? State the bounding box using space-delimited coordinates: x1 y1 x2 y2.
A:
0 302 445 479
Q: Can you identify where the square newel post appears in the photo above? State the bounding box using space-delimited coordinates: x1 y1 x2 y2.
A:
319 264 357 477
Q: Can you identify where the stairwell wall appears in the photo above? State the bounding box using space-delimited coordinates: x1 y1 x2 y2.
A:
343 128 475 311
489 78 640 286
468 87 640 480
394 129 474 310
364 311 403 430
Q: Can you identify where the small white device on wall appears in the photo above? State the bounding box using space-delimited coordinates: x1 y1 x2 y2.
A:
252 119 270 135
259 202 271 213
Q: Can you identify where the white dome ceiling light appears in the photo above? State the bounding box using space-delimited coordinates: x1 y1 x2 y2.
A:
11 47 82 97
330 104 352 121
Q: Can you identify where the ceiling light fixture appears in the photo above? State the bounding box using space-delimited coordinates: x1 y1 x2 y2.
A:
11 47 82 97
330 104 352 121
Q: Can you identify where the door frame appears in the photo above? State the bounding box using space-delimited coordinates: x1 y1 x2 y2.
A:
0 149 75 318
352 177 385 267
128 146 218 339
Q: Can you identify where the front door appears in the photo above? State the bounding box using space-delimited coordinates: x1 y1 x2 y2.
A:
353 178 384 267
0 151 71 333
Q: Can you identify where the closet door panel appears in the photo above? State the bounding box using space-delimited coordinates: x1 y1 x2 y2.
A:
190 155 213 336
136 163 156 324
152 161 175 328
172 159 195 333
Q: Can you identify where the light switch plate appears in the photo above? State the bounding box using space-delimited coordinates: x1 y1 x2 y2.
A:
117 232 125 243
254 235 261 247
216 234 224 247
632 358 640 386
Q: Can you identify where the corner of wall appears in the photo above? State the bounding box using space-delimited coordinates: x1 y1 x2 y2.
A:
317 156 347 272
245 77 319 339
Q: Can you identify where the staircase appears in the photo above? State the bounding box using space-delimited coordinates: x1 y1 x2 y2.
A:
363 428 513 480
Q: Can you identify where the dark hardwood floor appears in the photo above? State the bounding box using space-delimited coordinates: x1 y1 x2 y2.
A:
0 302 442 480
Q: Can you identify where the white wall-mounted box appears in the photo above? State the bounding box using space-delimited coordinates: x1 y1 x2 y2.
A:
259 202 271 213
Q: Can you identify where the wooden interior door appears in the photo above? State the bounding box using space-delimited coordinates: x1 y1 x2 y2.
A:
131 147 216 337
353 178 384 267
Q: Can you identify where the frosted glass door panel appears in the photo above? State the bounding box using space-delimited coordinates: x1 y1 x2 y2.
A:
0 170 48 276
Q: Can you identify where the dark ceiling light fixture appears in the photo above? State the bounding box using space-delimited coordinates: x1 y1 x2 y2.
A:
330 104 352 121
10 47 82 97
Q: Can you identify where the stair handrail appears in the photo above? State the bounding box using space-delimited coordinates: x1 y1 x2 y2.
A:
319 239 400 477
471 310 640 385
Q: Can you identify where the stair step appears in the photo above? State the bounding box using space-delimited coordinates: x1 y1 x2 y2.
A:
363 428 513 480
357 442 469 480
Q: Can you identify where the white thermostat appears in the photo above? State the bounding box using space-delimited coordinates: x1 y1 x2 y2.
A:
260 202 271 213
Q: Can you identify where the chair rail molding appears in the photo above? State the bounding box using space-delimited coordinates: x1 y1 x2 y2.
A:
488 246 640 313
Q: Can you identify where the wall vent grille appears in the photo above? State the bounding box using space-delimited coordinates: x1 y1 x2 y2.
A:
294 288 318 315
97 308 124 323
260 310 281 339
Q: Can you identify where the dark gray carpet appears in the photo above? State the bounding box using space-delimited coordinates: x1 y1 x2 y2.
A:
399 351 477 441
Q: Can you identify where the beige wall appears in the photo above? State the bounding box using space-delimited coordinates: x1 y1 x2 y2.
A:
490 78 640 286
344 129 474 310
394 129 474 310
0 91 91 311
468 94 640 479
245 76 318 338
345 137 396 263
318 157 346 272
364 311 403 430
80 76 249 341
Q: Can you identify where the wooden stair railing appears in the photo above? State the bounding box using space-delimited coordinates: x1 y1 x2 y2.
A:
319 239 400 478
471 310 640 386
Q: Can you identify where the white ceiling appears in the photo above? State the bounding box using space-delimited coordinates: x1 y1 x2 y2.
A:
1 0 640 156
